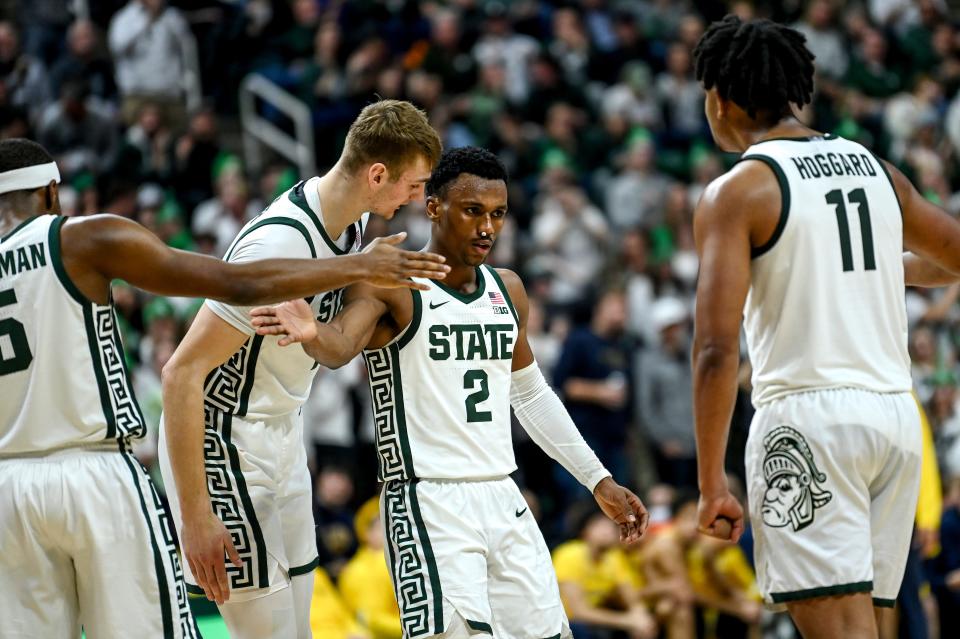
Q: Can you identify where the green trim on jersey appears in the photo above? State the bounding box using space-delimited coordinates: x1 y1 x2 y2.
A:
433 266 486 304
83 304 118 438
287 182 354 256
409 480 444 634
119 447 175 638
224 217 317 261
389 343 417 477
485 266 519 324
770 580 872 603
221 412 270 588
873 597 896 608
466 620 492 634
740 154 791 259
868 152 903 218
289 556 320 577
753 132 838 144
382 486 402 604
1 214 40 242
395 289 422 350
542 634 562 639
236 335 264 417
48 216 92 306
185 584 205 596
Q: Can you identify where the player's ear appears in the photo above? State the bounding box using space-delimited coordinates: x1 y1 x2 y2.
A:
426 196 440 220
368 162 388 188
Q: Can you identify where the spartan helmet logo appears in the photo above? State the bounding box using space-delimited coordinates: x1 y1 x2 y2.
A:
760 426 833 531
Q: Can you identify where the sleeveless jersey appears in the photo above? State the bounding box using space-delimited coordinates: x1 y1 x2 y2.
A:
364 265 519 481
741 134 912 405
0 215 145 454
203 178 366 420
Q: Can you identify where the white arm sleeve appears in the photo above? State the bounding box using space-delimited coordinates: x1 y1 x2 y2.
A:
510 362 611 492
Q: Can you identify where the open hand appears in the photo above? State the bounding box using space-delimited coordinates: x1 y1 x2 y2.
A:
250 299 317 346
361 232 449 290
181 511 242 605
593 477 649 544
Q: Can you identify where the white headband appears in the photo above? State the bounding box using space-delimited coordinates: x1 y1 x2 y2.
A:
0 162 60 195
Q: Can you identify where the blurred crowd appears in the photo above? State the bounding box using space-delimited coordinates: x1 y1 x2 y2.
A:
4 0 960 637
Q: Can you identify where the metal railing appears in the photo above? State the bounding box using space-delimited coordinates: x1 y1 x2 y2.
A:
239 74 316 179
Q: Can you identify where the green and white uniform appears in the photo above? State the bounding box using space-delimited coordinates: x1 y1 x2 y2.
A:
739 134 920 608
158 178 366 600
366 265 571 639
0 215 198 637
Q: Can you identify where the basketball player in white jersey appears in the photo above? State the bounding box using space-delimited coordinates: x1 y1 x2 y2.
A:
0 138 449 638
158 100 444 638
250 146 649 639
689 16 960 639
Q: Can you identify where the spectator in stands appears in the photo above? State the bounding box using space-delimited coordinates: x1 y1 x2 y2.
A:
928 475 960 637
605 135 671 232
314 466 359 577
0 21 51 125
339 498 402 639
636 297 697 488
108 0 196 128
37 77 119 179
471 1 538 105
191 158 259 256
16 0 71 67
167 107 222 218
48 19 117 105
553 506 657 639
311 566 371 639
554 288 632 487
793 0 849 80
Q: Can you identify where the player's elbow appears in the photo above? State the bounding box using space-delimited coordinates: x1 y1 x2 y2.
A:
692 338 739 372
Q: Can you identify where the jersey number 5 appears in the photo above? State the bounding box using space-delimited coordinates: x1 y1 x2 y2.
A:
825 188 875 272
0 288 33 375
464 369 492 423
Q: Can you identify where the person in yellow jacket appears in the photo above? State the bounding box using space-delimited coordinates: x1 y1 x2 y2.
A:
553 507 658 639
311 566 370 639
339 497 403 639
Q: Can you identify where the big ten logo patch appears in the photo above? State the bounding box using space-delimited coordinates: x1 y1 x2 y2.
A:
315 288 345 324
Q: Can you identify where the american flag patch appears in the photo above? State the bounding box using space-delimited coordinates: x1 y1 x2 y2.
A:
488 291 505 305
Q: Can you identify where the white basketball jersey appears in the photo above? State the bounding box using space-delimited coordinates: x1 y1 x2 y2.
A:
203 178 366 420
741 134 912 405
0 215 145 454
364 265 519 481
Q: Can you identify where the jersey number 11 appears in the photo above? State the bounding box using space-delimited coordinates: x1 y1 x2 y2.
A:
825 188 876 272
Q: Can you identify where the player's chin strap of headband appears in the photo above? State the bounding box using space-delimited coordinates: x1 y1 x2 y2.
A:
0 162 60 196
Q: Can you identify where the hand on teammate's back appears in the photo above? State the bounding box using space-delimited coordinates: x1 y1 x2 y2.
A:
592 477 649 544
361 232 450 290
180 510 243 605
251 299 317 346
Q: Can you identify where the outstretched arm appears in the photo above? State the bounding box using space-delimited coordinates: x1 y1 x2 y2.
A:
500 268 648 543
250 283 391 368
60 215 448 306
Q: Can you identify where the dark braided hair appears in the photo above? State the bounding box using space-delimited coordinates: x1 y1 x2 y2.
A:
693 15 816 121
426 146 508 198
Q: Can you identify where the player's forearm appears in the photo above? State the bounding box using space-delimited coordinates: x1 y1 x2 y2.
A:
692 340 739 494
215 254 371 306
904 254 960 287
161 362 213 520
300 323 362 369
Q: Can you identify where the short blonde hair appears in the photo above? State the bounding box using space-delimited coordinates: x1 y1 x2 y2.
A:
341 100 442 177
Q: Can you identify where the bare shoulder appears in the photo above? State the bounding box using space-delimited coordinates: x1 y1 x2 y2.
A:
493 267 527 301
698 160 780 217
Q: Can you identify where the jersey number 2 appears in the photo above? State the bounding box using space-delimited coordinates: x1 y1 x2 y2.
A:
0 288 33 375
464 369 492 423
825 188 875 272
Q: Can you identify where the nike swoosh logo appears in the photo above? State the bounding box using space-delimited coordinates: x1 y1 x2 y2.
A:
429 300 450 310
515 507 528 518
